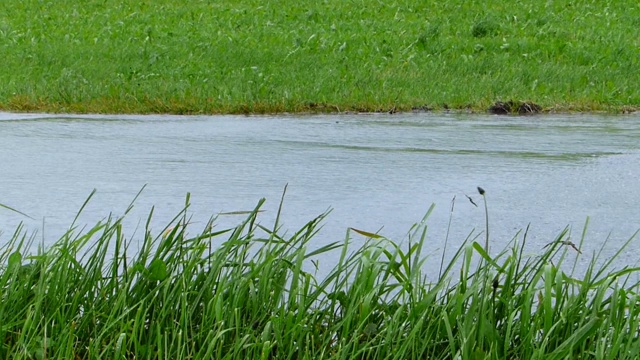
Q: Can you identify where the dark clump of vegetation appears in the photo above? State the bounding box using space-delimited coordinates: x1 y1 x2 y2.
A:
1 192 640 359
471 18 500 38
489 100 542 114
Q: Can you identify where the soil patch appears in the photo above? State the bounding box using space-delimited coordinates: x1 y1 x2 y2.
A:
489 100 542 115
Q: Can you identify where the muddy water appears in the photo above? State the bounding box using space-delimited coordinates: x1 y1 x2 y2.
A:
1 112 639 271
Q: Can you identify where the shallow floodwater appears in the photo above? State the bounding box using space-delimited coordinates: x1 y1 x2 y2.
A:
1 112 639 272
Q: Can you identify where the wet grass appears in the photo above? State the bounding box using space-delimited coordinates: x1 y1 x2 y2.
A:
0 0 639 114
2 190 640 359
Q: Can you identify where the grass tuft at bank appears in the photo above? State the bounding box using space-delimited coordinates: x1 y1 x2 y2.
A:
2 193 640 359
1 0 639 114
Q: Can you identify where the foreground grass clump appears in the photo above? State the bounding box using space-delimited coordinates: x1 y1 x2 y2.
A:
1 0 639 114
2 196 640 359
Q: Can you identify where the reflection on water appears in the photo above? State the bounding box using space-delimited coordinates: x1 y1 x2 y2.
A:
0 112 639 271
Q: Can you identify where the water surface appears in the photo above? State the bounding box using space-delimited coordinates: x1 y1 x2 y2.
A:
1 112 639 271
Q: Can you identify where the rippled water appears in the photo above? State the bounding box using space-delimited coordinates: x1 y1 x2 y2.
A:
1 112 639 269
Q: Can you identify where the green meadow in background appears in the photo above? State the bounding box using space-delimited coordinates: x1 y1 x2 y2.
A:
1 0 639 114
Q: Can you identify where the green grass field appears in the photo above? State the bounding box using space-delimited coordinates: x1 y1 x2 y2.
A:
2 192 640 359
1 0 639 114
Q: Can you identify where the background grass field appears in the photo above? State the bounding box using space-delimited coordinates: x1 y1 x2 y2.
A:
1 0 639 113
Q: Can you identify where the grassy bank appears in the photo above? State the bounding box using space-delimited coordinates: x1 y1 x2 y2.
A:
0 0 639 114
2 192 640 359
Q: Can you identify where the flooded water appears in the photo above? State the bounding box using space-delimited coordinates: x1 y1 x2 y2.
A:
1 112 639 271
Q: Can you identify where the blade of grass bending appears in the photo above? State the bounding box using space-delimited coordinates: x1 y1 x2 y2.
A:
247 198 266 234
41 216 46 251
218 209 265 216
593 228 639 283
124 184 146 215
515 224 529 281
271 183 287 240
478 186 489 253
0 202 33 219
304 241 343 258
472 242 502 271
350 228 384 239
70 188 97 228
570 218 589 277
440 196 455 279
409 225 428 290
408 203 434 286
589 230 640 288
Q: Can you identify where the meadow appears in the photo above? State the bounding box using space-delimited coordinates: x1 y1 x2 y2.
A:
0 0 639 114
1 190 640 359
